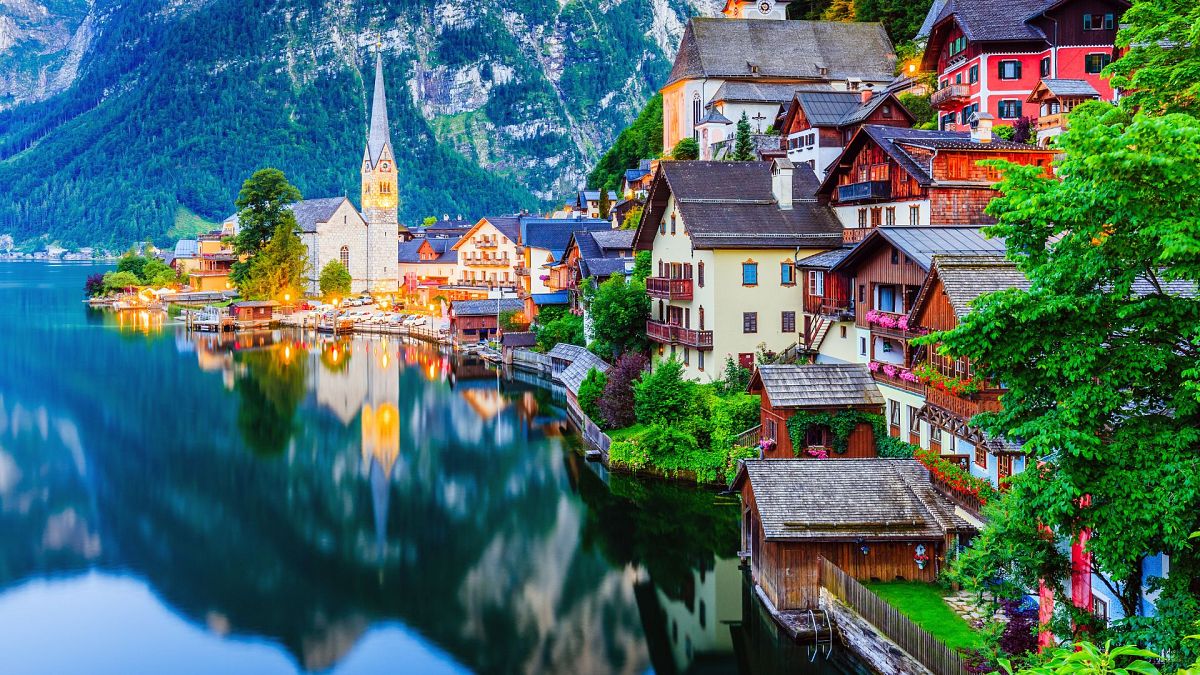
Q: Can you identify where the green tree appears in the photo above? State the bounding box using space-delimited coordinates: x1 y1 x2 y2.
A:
422 216 438 227
821 0 856 22
232 168 302 285
102 270 142 293
935 104 1200 664
898 92 936 129
671 137 700 161
1106 0 1200 115
534 307 584 351
731 112 755 161
598 188 612 220
116 252 148 281
855 0 934 44
583 273 650 358
318 260 352 300
588 94 664 192
140 257 177 286
620 203 644 230
577 368 608 424
632 250 651 282
634 357 699 425
239 221 308 301
498 308 524 332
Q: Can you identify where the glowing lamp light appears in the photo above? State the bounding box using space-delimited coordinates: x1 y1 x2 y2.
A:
908 62 917 74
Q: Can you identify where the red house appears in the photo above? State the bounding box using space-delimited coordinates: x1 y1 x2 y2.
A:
747 364 883 459
919 0 1127 131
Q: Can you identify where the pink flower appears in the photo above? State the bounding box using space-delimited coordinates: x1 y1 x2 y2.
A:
897 316 909 331
883 364 898 378
868 361 881 372
899 369 919 383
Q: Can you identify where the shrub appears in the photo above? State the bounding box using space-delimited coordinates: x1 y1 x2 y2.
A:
103 270 142 293
608 439 650 471
600 352 647 429
577 367 607 424
318 260 352 300
995 124 1016 141
717 356 752 396
534 309 584 351
634 357 698 425
671 137 699 160
84 273 105 297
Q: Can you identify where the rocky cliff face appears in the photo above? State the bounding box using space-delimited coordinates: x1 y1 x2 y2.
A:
0 0 720 246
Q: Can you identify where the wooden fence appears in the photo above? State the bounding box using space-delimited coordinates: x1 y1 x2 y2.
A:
818 557 968 675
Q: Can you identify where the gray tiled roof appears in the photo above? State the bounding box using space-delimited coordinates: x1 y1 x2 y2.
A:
590 229 635 251
752 364 884 408
1038 78 1101 98
666 19 896 87
290 197 353 234
796 246 855 270
450 298 523 317
710 82 802 105
580 257 634 279
643 161 842 250
557 351 611 396
929 254 1030 318
916 0 950 39
522 219 610 253
500 332 537 348
547 343 588 361
398 238 457 264
930 0 1052 43
734 459 971 540
699 107 734 125
794 91 871 126
1131 277 1199 299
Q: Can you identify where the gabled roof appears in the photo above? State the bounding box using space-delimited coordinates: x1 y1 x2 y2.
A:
289 197 357 234
521 219 611 255
547 343 588 361
1027 78 1101 103
930 0 1051 44
580 257 635 279
590 229 636 252
451 216 521 250
450 298 524 317
910 254 1029 327
558 351 611 397
398 237 457 264
666 19 896 88
748 364 884 408
731 459 971 541
634 161 842 251
831 227 1006 274
698 107 734 126
710 82 802 105
789 89 913 129
916 0 950 40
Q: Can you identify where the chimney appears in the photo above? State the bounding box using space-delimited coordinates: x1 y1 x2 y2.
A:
860 85 874 105
970 112 995 144
772 158 794 210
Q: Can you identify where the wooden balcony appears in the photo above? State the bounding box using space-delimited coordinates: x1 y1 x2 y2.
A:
1037 112 1065 130
646 276 693 300
803 294 854 319
931 84 970 109
843 227 872 244
929 471 986 520
866 311 926 340
836 180 891 203
466 257 511 267
646 320 713 350
870 365 926 394
925 386 1002 420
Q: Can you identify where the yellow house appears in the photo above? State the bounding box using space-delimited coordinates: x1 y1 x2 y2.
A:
449 217 523 296
173 232 236 292
633 159 843 381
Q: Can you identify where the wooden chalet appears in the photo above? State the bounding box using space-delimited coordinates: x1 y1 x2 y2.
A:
815 124 1055 237
448 298 524 344
747 364 883 458
777 87 914 180
908 254 1031 492
733 458 973 610
230 301 278 329
1027 78 1101 147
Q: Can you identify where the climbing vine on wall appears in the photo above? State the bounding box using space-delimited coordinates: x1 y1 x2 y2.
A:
786 410 916 458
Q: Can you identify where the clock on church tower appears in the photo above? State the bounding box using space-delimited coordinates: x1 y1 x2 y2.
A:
721 0 791 19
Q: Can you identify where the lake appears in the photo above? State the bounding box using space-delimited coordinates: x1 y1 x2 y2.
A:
0 263 870 674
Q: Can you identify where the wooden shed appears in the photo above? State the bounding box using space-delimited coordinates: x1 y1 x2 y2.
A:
732 458 972 611
747 364 884 458
230 301 278 329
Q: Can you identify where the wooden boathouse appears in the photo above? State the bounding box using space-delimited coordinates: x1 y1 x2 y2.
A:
747 364 883 458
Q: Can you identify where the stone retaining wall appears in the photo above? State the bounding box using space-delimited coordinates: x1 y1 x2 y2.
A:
821 587 933 675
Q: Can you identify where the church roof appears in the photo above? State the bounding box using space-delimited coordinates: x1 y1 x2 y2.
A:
366 50 392 167
665 19 896 88
289 197 354 234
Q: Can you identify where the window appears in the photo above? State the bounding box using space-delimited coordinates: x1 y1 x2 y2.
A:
909 205 920 226
339 245 350 269
859 336 867 356
840 325 847 338
878 284 898 312
743 312 758 333
870 207 882 227
885 207 896 226
889 400 901 432
960 102 978 125
660 217 666 235
684 348 690 365
890 247 900 265
882 104 892 117
1092 596 1109 623
805 425 830 448
1083 12 1114 30
780 262 795 286
698 262 705 287
698 350 704 371
857 208 867 227
949 35 966 56
692 93 702 127
968 65 978 83
1085 53 1111 74
998 99 1021 119
907 405 919 437
742 262 758 286
670 214 677 235
940 112 955 130
975 443 989 469
782 311 796 332
858 284 865 303
699 306 705 329
998 60 1021 80
808 270 825 296
1040 56 1051 77
955 72 962 85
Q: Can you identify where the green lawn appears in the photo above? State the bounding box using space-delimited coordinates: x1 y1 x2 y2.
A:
863 581 983 651
606 424 647 442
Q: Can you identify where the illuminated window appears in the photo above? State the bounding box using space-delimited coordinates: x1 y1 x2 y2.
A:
339 246 350 269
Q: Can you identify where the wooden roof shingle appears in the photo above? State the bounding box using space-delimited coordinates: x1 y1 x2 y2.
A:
749 364 884 408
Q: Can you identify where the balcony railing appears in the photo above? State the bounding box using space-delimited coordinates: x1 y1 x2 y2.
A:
836 180 891 203
646 321 713 350
803 295 854 318
864 310 927 340
925 386 1003 420
1037 112 1065 131
868 362 926 394
464 256 511 267
929 471 986 519
476 240 498 248
843 227 872 244
646 277 693 300
930 84 970 109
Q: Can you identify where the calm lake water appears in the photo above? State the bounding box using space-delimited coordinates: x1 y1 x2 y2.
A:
0 263 870 674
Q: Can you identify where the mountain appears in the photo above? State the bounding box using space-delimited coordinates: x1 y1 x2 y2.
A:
0 0 719 248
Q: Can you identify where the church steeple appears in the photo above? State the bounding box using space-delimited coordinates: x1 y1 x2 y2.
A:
365 47 392 168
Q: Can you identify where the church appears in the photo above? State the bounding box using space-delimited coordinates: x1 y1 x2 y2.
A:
291 50 404 296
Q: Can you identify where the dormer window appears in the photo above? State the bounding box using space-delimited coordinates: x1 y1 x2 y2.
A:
748 63 760 74
1083 13 1114 30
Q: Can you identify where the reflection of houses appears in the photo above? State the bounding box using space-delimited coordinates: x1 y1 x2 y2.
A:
747 364 882 458
734 458 972 610
637 557 742 674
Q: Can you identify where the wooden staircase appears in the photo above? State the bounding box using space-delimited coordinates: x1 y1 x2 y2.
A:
802 316 833 355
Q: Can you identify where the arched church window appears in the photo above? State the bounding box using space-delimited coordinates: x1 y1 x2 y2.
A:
340 246 350 269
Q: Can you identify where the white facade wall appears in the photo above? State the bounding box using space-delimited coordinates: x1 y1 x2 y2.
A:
832 199 930 230
303 200 371 296
454 221 520 288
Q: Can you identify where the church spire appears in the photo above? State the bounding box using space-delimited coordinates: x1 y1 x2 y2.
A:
366 46 391 167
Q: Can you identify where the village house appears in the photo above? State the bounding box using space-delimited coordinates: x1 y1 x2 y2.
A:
733 458 972 610
574 190 618 220
919 0 1126 131
518 218 611 299
777 86 915 180
661 16 896 155
546 229 636 320
172 231 237 293
448 298 524 344
449 217 523 297
694 82 802 160
1026 78 1101 146
747 364 883 459
397 237 457 306
633 159 843 380
620 159 658 200
800 227 1007 446
816 122 1056 237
